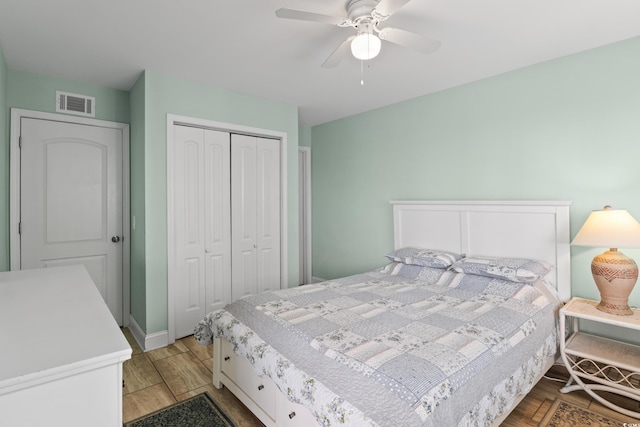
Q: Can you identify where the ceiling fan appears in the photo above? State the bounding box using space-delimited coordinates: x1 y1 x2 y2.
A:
275 0 441 68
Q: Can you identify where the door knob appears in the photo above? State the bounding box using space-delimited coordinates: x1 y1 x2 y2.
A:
111 236 121 243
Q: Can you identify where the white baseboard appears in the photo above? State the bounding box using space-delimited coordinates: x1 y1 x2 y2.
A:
127 315 146 350
128 315 169 352
145 330 170 351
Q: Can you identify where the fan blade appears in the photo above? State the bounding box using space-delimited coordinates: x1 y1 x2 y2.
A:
322 36 356 68
378 28 441 54
373 0 413 18
275 8 347 26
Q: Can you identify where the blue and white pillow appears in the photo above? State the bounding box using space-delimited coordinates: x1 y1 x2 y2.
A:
385 247 463 269
451 256 553 283
381 262 448 281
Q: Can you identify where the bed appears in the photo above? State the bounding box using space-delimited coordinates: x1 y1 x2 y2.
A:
195 200 571 426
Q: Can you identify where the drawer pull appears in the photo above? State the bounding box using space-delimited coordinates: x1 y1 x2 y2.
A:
289 411 296 419
224 356 230 361
257 384 264 391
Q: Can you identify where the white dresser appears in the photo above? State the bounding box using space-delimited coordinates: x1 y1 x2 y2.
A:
0 265 132 426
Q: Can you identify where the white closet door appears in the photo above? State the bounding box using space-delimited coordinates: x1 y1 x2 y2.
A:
231 134 280 298
173 126 230 338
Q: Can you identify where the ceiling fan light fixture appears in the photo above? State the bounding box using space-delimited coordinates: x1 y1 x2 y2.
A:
351 32 381 60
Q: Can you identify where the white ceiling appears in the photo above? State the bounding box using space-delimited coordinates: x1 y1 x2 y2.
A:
1 0 639 126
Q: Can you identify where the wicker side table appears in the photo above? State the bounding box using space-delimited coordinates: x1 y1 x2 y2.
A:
559 297 640 418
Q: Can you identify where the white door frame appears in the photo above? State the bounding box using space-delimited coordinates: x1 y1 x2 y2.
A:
298 147 312 285
10 108 131 327
166 114 288 344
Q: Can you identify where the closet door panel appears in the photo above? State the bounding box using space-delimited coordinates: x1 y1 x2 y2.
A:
173 126 207 338
204 130 231 312
256 138 281 293
231 134 258 299
237 249 258 296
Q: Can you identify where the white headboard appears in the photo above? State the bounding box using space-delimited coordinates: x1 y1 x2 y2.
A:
391 200 572 301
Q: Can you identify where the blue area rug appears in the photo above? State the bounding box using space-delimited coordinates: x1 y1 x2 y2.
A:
124 392 236 427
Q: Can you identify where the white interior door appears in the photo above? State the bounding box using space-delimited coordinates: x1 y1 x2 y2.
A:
172 125 231 338
20 117 124 324
231 134 280 299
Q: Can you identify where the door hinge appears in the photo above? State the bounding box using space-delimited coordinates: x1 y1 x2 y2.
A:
19 136 22 149
18 222 21 235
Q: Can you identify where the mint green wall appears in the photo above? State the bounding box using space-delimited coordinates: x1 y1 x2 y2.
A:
311 37 640 309
0 45 8 271
129 73 147 331
7 70 130 123
138 71 299 334
299 124 311 147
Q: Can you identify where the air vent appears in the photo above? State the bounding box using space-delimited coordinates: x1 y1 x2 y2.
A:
56 91 95 117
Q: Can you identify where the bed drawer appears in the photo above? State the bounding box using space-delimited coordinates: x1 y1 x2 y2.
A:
278 397 320 427
220 338 276 419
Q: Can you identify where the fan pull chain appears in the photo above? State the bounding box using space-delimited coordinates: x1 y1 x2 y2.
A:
360 60 364 85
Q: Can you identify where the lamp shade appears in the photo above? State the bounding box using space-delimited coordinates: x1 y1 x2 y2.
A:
351 33 381 60
572 207 640 249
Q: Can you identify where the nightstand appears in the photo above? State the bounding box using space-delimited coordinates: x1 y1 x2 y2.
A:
559 297 640 418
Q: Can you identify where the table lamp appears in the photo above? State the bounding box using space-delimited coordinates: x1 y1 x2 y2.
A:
571 205 640 315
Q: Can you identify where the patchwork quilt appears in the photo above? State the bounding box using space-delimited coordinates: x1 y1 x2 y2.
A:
195 263 560 426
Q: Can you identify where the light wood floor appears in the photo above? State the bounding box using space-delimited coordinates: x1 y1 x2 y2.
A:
121 328 262 425
122 328 640 426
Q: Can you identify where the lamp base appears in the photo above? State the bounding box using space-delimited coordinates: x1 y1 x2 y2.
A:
592 250 637 316
596 300 633 315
